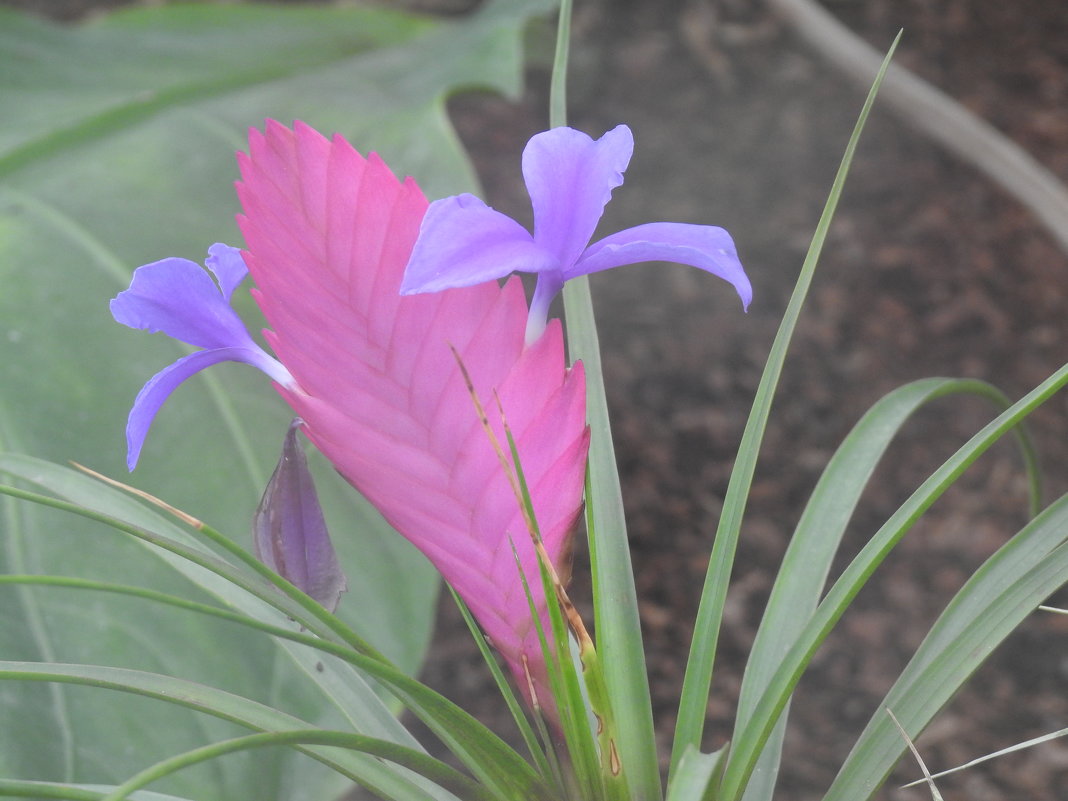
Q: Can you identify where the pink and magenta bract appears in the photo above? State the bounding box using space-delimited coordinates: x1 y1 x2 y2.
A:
236 121 590 715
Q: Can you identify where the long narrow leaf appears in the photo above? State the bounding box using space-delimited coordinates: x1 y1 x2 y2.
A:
0 472 550 801
665 746 725 801
535 553 603 801
719 359 1068 801
99 730 489 801
669 30 903 783
72 463 391 662
501 399 629 801
0 780 190 801
0 662 450 801
0 478 374 651
0 573 540 801
447 587 552 779
556 0 661 787
0 453 417 747
821 493 1068 800
735 377 1038 801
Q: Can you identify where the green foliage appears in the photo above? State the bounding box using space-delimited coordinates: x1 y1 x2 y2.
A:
561 25 1064 801
728 378 1044 801
823 491 1068 799
668 32 902 789
665 747 725 801
556 0 659 783
0 457 555 801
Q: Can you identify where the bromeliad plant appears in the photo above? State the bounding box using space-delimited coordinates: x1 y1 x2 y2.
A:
112 119 594 723
1 2 1066 801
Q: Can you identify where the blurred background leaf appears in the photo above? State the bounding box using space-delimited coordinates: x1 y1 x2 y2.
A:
0 1 552 798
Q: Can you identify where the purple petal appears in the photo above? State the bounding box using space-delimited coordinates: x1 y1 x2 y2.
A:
573 222 753 310
125 346 289 470
525 271 565 345
253 420 346 612
111 256 259 351
205 243 249 301
400 194 553 294
523 125 634 267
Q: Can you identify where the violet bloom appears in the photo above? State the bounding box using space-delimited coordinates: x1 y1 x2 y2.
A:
401 124 752 344
110 243 293 470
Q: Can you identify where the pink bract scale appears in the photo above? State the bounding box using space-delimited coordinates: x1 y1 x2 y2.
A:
236 121 590 716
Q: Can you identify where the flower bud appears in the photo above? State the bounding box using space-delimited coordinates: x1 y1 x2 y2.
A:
254 420 346 612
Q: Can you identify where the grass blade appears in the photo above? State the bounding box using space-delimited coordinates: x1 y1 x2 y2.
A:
719 358 1068 801
669 30 903 784
734 377 1038 801
554 0 661 788
0 662 450 801
0 472 550 801
899 725 1068 789
821 492 1068 800
99 730 489 801
886 709 945 801
0 780 191 800
562 284 659 801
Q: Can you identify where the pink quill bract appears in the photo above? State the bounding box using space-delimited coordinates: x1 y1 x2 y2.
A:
235 121 589 715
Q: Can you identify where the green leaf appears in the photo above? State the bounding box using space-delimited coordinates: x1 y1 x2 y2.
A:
719 358 1068 801
0 461 456 800
96 730 490 801
734 378 1038 801
555 0 658 792
821 494 1068 800
0 662 460 801
0 1 553 798
0 779 192 801
498 401 608 801
664 746 725 801
669 30 903 786
557 71 662 801
448 588 553 780
0 460 552 801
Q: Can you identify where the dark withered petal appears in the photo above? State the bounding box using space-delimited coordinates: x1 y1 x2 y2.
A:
253 420 347 612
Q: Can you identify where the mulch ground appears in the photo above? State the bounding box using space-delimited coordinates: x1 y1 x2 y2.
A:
10 0 1068 798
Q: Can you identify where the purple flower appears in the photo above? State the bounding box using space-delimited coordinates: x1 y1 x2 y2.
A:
111 243 294 470
400 124 752 344
254 420 347 612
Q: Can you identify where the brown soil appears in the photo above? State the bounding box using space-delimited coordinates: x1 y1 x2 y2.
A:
9 1 1068 799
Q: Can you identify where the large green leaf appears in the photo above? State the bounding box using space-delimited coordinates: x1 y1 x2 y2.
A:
0 2 552 798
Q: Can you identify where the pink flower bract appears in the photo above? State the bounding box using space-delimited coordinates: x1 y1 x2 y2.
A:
236 121 589 714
